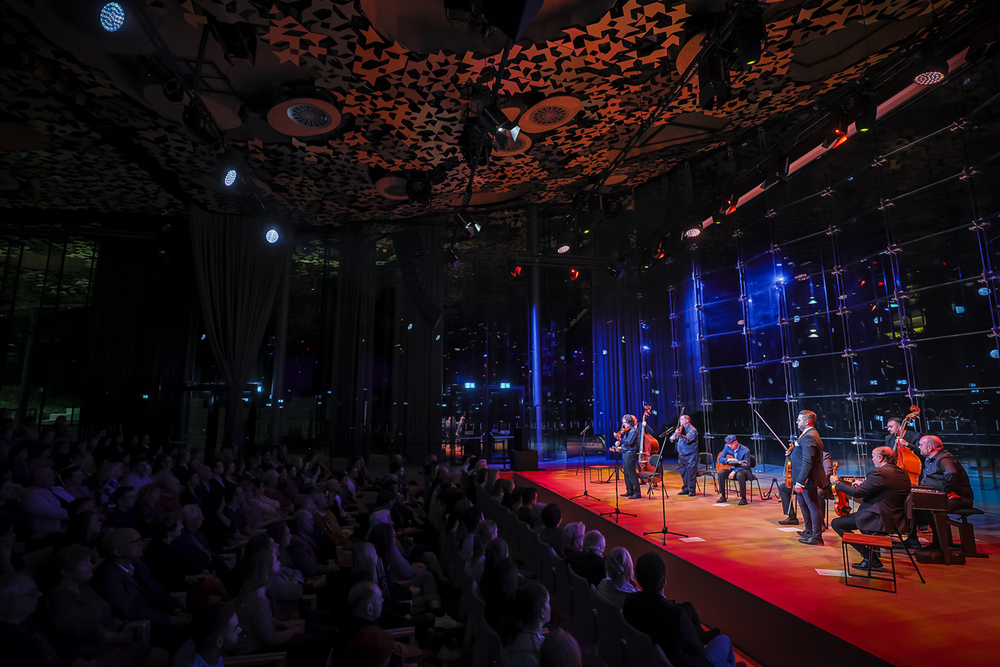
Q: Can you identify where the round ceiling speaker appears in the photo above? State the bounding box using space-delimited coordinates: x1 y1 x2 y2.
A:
375 175 410 200
493 132 532 157
518 95 583 134
267 97 341 137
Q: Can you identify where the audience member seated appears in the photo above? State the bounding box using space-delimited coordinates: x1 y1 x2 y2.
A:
569 530 606 587
22 466 69 535
91 528 192 652
105 486 139 529
481 555 518 632
262 470 293 512
539 627 582 667
233 550 305 655
561 521 585 560
57 465 91 501
499 580 550 667
624 552 735 667
335 580 382 655
122 456 152 490
180 472 202 507
596 546 638 607
158 475 182 514
536 503 564 555
44 544 165 667
0 570 64 666
172 602 241 667
466 519 498 579
515 487 538 527
288 509 331 577
63 509 104 554
135 483 163 538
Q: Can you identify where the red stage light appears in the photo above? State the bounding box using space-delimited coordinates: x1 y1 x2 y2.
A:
569 268 580 281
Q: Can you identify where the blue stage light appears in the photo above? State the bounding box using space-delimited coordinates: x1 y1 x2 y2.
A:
265 228 279 244
100 3 125 32
223 168 238 187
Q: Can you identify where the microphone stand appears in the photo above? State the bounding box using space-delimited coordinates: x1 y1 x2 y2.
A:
600 428 636 523
644 450 687 543
571 425 599 502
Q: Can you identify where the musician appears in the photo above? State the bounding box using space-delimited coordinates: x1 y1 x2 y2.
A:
914 435 974 550
885 417 920 452
716 435 753 505
670 415 699 496
618 414 642 500
790 410 826 545
830 446 911 571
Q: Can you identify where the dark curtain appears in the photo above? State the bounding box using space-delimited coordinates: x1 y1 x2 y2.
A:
189 208 285 456
329 225 376 460
592 269 643 449
391 225 444 462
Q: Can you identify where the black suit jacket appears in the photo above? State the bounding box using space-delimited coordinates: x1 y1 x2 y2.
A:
569 554 606 588
835 464 911 533
791 427 825 488
623 590 710 667
91 559 178 625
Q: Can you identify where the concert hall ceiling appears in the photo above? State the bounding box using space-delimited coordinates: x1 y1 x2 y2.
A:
0 1 989 226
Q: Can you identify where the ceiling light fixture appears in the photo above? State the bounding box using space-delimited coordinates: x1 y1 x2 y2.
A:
684 227 702 239
479 103 521 151
223 168 239 187
855 94 877 132
265 228 279 244
912 49 949 86
822 109 849 149
99 3 125 33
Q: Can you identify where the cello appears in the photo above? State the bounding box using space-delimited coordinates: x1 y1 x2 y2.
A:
894 406 923 485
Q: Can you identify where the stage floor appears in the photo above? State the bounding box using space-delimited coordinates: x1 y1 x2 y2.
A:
512 462 1000 667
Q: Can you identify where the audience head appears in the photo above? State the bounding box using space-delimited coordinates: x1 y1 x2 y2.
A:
484 537 510 571
539 628 582 667
541 502 562 528
634 551 667 594
31 466 56 489
266 520 290 548
605 546 634 583
181 504 205 530
241 549 276 596
67 510 102 543
367 521 396 558
563 521 585 553
154 512 184 541
105 527 143 563
160 475 182 496
263 469 280 487
131 456 149 475
0 571 41 624
112 486 137 510
582 530 606 556
292 509 313 534
512 580 551 628
55 544 95 586
191 602 241 654
348 581 383 621
136 482 161 508
352 542 379 582
521 487 537 506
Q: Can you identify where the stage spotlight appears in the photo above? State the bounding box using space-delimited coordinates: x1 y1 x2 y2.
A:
699 52 731 110
684 227 702 239
556 232 571 254
822 110 849 149
458 213 481 237
722 189 738 215
479 103 521 151
736 16 766 66
99 2 125 33
223 168 239 187
712 211 726 225
913 49 949 86
569 268 580 281
508 261 521 278
855 95 877 132
265 228 279 244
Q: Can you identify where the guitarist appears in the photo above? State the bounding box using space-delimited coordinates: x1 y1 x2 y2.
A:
716 435 754 505
618 414 642 499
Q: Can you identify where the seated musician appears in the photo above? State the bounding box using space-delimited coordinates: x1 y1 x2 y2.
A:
716 436 753 506
914 435 974 552
830 446 910 571
886 417 920 453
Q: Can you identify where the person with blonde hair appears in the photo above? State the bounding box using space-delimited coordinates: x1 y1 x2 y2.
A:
596 546 638 607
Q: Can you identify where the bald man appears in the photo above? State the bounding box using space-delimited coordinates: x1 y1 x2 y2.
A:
0 571 62 665
915 435 974 551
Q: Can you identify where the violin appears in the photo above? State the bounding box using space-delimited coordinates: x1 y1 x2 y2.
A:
832 461 850 517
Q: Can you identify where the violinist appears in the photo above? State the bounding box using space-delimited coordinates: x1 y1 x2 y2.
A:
830 446 910 571
716 435 754 505
616 414 642 500
790 410 826 546
670 415 699 496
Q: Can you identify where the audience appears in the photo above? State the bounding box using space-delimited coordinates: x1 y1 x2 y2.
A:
499 580 550 667
233 549 305 655
596 546 638 607
569 529 606 586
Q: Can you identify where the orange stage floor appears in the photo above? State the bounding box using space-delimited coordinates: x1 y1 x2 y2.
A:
510 465 1000 667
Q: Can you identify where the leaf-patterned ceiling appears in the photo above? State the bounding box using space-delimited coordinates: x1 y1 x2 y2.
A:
0 0 969 225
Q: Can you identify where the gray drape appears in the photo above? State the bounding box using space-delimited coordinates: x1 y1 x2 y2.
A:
190 208 285 455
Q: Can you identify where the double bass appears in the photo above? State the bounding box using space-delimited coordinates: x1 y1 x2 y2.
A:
894 406 923 486
636 404 660 485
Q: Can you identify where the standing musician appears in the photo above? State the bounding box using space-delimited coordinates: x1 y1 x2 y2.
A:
914 435 975 552
617 414 642 500
830 446 911 571
670 415 699 496
790 410 826 545
716 435 754 505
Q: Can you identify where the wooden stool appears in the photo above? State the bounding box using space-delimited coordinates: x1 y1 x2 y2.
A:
842 533 897 593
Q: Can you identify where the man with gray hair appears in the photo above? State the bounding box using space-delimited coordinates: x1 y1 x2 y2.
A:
569 530 607 586
830 446 910 571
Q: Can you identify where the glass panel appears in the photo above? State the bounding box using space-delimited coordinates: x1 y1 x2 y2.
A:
710 367 750 401
703 331 747 369
790 353 851 398
752 360 787 399
748 325 783 364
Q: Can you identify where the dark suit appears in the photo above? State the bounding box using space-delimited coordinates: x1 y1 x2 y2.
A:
569 554 606 587
288 531 323 577
791 426 825 539
623 591 711 667
832 464 911 560
620 426 641 495
91 559 187 652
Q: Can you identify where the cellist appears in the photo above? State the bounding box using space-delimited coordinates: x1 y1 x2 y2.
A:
885 415 922 484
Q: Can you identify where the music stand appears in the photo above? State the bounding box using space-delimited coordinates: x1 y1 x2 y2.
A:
570 425 600 502
599 442 636 522
643 453 687 543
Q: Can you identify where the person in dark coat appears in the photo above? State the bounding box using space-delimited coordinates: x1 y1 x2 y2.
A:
790 410 826 545
831 446 911 570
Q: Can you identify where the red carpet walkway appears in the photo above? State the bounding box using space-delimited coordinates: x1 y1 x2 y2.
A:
511 466 1000 667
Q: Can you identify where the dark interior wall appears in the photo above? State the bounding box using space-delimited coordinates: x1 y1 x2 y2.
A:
634 57 1000 490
